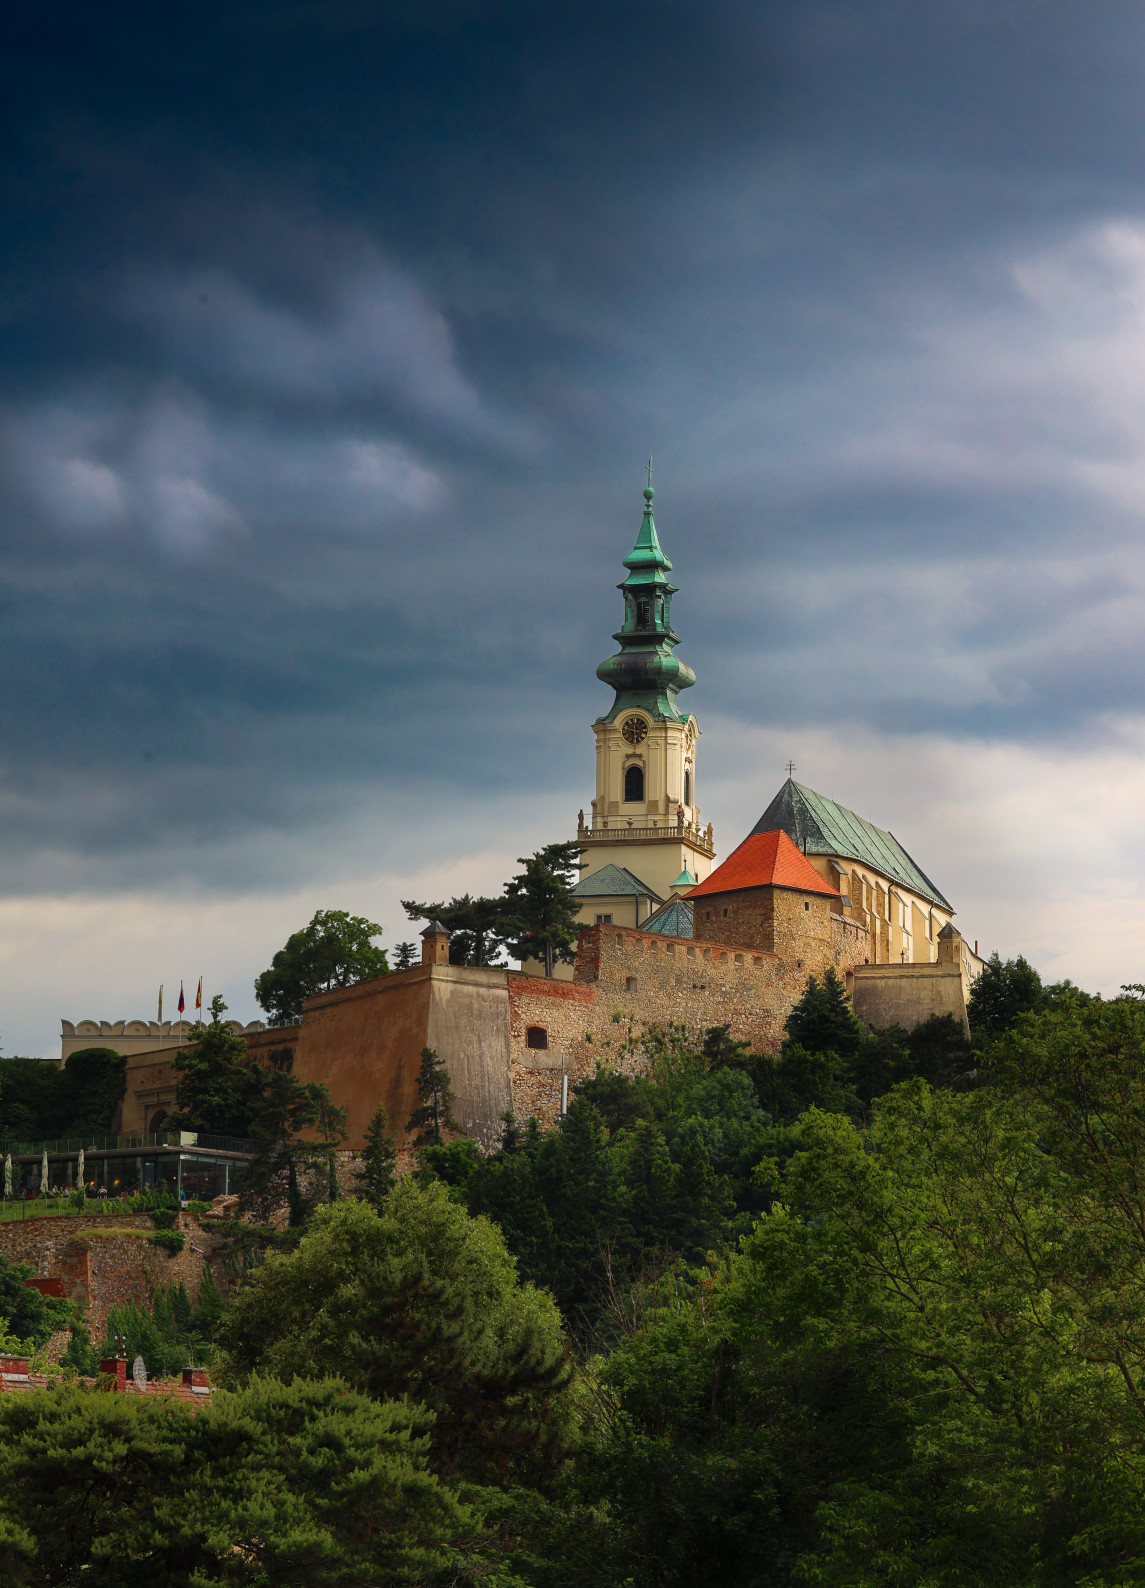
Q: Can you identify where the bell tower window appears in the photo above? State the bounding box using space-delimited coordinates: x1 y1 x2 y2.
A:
624 764 645 802
683 768 692 807
635 597 650 628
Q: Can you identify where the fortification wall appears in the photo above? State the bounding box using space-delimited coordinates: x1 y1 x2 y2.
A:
0 1212 221 1343
506 919 865 1122
292 964 512 1151
849 962 970 1038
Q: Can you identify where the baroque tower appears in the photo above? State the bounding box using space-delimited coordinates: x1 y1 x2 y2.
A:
575 477 715 908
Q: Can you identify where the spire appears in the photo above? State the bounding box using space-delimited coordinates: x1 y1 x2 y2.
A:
595 472 696 723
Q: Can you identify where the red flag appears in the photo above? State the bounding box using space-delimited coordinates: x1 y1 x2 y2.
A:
178 982 185 1015
195 977 202 1013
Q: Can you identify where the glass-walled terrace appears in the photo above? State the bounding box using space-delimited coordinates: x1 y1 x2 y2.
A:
3 1130 256 1200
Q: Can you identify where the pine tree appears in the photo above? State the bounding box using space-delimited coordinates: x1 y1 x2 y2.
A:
357 1103 398 1208
502 841 585 977
392 941 419 970
783 967 863 1058
406 1048 461 1147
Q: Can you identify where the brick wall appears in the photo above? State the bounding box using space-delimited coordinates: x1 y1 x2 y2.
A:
0 1213 223 1344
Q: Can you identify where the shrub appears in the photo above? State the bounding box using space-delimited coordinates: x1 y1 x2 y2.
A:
148 1230 185 1255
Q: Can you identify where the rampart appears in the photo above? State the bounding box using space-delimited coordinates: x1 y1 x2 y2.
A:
0 1212 221 1343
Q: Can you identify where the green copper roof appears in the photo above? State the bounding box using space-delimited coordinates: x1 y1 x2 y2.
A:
596 480 695 725
750 779 952 911
571 863 665 902
671 866 697 888
642 897 694 938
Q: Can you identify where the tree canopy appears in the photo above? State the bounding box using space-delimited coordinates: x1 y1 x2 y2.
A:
0 1378 476 1587
254 909 389 1025
0 1048 125 1143
215 1185 572 1484
502 841 584 977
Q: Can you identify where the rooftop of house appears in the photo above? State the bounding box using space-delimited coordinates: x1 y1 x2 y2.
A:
571 864 664 902
750 778 952 910
688 829 840 900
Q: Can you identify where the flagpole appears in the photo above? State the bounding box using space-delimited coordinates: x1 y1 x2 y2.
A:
157 985 163 1052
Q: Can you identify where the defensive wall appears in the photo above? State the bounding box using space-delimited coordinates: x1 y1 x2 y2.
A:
291 963 512 1154
288 907 873 1147
0 1212 222 1343
849 962 970 1038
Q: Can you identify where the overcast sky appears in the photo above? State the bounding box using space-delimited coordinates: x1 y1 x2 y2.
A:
4 0 1145 1055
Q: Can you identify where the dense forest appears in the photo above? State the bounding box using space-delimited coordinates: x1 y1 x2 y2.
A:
2 954 1144 1587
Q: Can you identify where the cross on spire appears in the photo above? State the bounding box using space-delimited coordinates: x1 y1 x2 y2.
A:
646 454 653 490
785 760 796 777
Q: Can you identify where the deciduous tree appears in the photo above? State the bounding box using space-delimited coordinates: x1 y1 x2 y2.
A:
254 910 389 1026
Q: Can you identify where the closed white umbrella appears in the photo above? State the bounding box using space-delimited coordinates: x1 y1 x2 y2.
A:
41 1150 49 1195
77 1149 85 1191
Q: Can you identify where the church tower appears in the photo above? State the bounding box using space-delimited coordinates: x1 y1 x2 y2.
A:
574 476 715 917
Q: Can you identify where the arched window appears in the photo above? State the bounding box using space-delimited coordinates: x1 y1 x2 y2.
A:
525 1026 548 1050
684 768 692 806
624 764 644 802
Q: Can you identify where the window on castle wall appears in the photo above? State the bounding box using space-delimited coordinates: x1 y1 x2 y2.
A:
804 901 810 911
624 764 644 801
595 914 612 925
684 769 692 806
525 1027 548 1050
625 976 637 992
722 908 728 917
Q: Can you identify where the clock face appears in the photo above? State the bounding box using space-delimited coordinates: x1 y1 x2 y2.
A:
621 716 648 745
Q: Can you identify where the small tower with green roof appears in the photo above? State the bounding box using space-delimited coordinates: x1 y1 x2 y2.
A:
573 469 716 916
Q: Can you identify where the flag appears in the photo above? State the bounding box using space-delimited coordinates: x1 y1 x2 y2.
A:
178 982 185 1015
195 977 202 1014
157 985 163 1022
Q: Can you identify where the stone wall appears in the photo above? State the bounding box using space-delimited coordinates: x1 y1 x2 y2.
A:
691 883 849 972
0 1213 222 1343
849 962 970 1038
292 964 512 1152
505 916 871 1123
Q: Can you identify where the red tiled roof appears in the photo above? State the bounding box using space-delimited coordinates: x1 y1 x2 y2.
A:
687 829 839 900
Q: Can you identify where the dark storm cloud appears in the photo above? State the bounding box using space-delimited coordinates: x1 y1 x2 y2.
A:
2 0 1145 889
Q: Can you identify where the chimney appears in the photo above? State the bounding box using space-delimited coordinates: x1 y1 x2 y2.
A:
0 1355 30 1379
420 920 451 966
182 1367 211 1392
99 1358 127 1391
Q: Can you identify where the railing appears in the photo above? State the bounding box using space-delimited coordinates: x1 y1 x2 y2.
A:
578 818 716 856
6 1130 259 1159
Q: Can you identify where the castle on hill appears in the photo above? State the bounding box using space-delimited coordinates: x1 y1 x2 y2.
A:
59 480 984 1156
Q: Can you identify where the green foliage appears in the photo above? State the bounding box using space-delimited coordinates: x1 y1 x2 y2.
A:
0 1048 125 1142
0 1254 71 1348
440 1039 764 1324
966 949 1044 1039
100 1278 225 1376
165 995 266 1137
402 892 511 966
357 1103 397 1208
248 1072 347 1226
0 1377 476 1585
60 1317 100 1375
148 1228 186 1255
215 1186 572 1485
549 993 1145 1587
391 940 418 970
502 841 585 977
254 908 389 1025
783 966 863 1058
406 1046 461 1147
